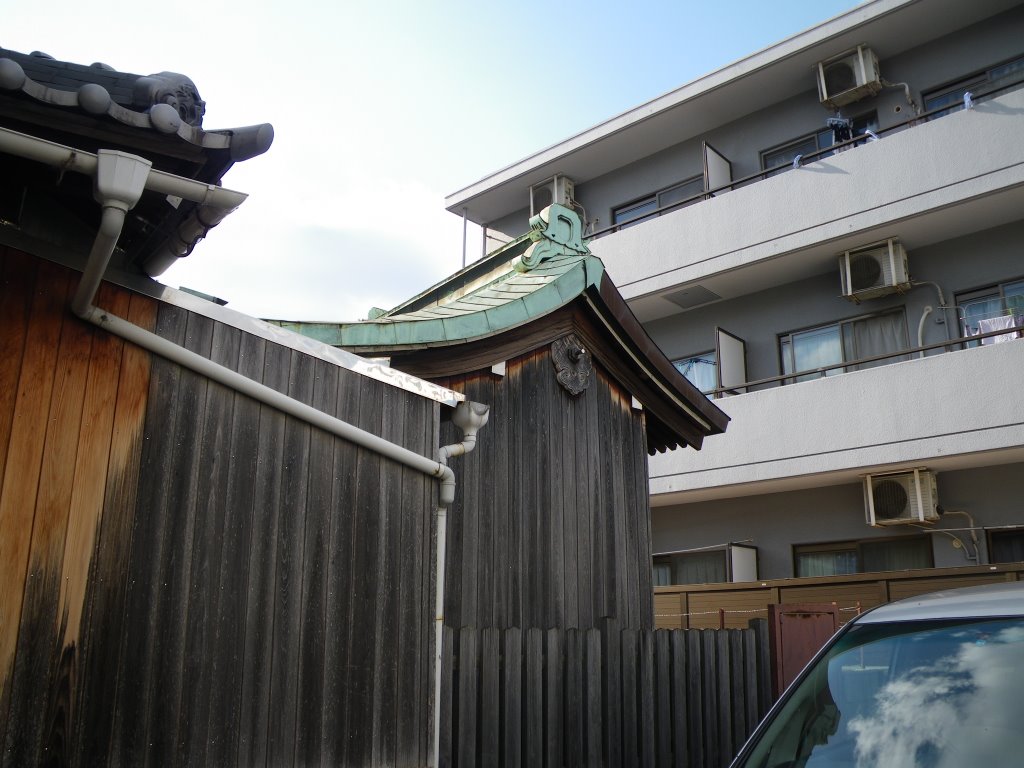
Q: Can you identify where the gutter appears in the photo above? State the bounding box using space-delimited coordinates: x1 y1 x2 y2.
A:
0 132 487 764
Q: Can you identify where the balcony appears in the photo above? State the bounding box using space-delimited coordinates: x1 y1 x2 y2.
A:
649 336 1024 503
590 86 1024 323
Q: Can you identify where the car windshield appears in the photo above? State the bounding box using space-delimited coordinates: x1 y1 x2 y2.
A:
739 616 1024 768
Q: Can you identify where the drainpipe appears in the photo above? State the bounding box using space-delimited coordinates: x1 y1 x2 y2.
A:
1 138 490 760
430 402 489 768
67 149 481 506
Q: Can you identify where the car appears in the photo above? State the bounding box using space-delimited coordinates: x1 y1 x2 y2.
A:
729 580 1024 767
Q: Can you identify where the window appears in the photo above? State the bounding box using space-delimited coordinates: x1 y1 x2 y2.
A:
673 350 717 394
957 278 1024 346
924 54 1024 118
653 550 726 586
779 308 909 383
794 536 932 577
989 530 1024 563
761 129 832 176
612 175 704 229
761 113 879 176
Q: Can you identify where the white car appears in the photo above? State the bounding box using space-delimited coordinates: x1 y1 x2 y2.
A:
730 581 1024 768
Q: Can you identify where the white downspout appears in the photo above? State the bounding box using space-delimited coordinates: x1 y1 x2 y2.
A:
2 138 489 762
430 403 489 768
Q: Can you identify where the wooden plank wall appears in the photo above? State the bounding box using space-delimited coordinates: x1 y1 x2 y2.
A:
0 248 440 766
0 247 156 767
442 621 773 768
437 348 653 632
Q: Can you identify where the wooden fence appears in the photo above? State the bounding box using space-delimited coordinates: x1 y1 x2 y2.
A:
654 563 1024 630
440 620 773 768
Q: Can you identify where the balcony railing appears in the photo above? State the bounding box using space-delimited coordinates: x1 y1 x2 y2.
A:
704 320 1022 399
587 74 1024 241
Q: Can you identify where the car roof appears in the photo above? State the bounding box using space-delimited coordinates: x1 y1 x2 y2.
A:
857 580 1024 624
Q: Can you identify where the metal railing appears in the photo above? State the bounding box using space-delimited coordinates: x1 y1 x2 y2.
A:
704 321 1022 399
587 73 1024 241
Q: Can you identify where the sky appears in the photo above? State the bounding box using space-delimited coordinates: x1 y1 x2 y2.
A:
4 0 861 322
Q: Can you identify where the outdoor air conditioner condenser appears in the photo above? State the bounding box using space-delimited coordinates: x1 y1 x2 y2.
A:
864 469 940 527
839 238 910 302
817 45 882 109
530 174 575 216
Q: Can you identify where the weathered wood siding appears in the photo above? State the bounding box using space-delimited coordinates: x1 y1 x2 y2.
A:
438 347 653 631
0 247 440 766
441 621 773 768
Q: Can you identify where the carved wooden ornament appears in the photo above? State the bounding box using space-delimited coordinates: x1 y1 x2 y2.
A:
551 334 592 395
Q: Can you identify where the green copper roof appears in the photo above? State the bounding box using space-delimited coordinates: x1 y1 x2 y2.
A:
274 204 605 350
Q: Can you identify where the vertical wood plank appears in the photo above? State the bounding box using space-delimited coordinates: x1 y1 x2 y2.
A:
108 301 187 764
502 627 522 768
0 256 61 746
371 382 402 768
204 329 265 768
143 310 213 764
742 627 761 740
3 266 78 767
73 290 156 766
638 631 655 768
341 373 384 767
602 618 622 768
717 630 734 765
524 628 543 767
686 631 704 768
0 248 34 516
670 631 689 768
584 628 603 767
396 392 432 766
178 320 241 766
266 350 314 766
729 629 747 759
294 358 337 767
457 627 478 768
439 625 455 768
564 628 583 768
46 282 131 766
559 375 579 629
702 631 720 768
620 629 639 767
544 628 563 768
237 338 291 767
479 628 500 766
573 369 593 629
655 630 673 767
320 366 362 765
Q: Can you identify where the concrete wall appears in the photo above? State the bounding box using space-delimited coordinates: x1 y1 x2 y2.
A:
590 83 1024 301
643 219 1024 381
649 334 1024 495
652 462 1024 579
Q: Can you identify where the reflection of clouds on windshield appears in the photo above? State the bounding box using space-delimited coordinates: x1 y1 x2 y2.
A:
846 626 1024 767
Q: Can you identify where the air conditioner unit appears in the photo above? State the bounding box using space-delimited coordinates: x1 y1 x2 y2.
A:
864 469 939 527
839 238 910 302
817 45 882 109
530 174 575 216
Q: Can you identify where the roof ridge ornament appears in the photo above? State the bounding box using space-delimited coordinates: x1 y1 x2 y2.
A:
513 203 589 273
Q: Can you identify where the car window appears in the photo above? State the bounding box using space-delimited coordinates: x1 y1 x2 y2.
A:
737 617 1024 767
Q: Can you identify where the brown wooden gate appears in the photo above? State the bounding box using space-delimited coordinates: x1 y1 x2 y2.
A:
767 603 840 697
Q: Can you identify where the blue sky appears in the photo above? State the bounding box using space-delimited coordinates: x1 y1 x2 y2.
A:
4 0 860 321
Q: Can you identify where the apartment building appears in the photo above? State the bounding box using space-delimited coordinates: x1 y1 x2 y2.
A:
445 0 1024 591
